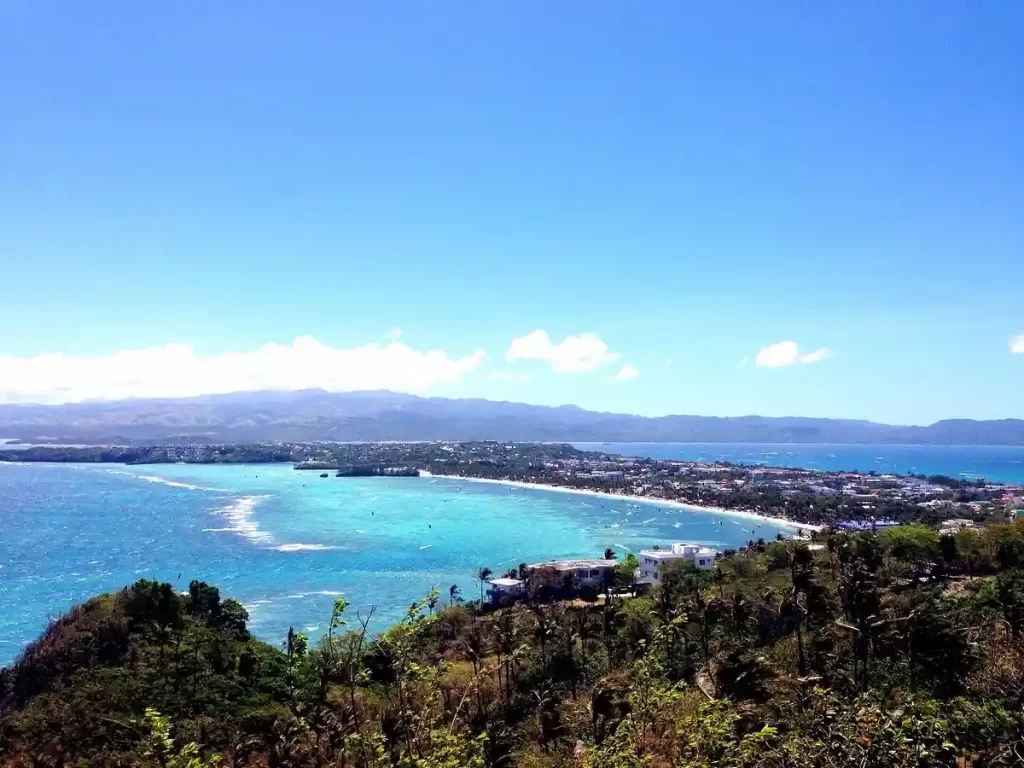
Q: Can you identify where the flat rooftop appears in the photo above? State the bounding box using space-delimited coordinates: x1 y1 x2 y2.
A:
488 577 524 587
639 545 717 559
528 559 617 570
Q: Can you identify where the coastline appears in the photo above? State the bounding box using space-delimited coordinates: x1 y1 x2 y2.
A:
420 471 824 533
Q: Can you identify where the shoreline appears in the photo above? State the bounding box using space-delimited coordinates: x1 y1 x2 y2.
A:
420 472 824 533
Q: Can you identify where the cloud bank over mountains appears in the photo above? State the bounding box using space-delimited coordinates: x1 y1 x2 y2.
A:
5 326 1015 406
0 336 486 404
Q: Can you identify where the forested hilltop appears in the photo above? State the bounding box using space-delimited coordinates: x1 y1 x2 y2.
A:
6 521 1024 766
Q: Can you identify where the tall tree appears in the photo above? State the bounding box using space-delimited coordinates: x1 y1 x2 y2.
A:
477 567 494 604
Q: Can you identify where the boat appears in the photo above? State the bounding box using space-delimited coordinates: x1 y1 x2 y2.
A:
319 473 328 478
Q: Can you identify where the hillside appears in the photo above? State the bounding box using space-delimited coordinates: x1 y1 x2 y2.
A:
1 390 1023 445
5 524 1024 766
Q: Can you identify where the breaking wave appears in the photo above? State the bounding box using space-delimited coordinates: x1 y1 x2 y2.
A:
274 543 340 552
107 469 222 492
207 496 273 544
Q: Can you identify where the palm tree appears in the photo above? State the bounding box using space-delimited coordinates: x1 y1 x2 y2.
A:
532 604 557 665
713 565 727 599
604 547 616 560
448 583 461 607
573 608 599 669
730 591 750 638
477 567 493 604
787 545 815 674
495 613 519 699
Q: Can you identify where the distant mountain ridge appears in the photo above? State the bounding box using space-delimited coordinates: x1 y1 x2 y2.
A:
0 390 1022 445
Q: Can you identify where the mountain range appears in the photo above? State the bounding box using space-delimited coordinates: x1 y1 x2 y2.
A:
0 390 1022 445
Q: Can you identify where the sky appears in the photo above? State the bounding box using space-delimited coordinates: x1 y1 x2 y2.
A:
1 2 1021 425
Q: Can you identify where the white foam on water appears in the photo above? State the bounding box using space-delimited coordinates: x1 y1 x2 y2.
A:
274 543 339 552
285 590 345 599
107 469 223 492
135 475 208 490
210 495 273 544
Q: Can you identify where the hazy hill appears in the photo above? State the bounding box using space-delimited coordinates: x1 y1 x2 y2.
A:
0 390 1021 445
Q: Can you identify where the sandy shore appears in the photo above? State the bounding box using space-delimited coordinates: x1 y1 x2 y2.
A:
420 471 824 533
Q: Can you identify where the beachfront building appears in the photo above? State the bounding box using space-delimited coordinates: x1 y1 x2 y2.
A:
487 577 525 603
837 518 898 532
527 558 618 588
637 542 718 586
939 518 975 534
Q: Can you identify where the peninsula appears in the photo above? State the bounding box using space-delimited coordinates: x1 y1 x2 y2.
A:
3 440 1022 528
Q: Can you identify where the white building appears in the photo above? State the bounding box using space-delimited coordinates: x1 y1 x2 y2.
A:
487 577 525 602
939 518 975 534
527 558 618 587
637 543 718 585
591 470 625 482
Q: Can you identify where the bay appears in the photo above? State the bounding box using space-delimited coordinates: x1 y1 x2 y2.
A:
0 462 785 665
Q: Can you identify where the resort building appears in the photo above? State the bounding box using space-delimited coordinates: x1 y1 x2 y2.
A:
487 577 525 602
939 518 975 534
637 542 718 585
527 558 618 588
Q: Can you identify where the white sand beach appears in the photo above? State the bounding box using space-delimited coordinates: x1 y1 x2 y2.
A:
420 472 824 533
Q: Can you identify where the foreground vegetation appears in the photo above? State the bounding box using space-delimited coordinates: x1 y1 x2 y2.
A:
7 521 1024 766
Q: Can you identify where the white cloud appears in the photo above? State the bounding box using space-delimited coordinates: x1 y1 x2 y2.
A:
755 341 832 368
796 346 832 365
615 364 639 380
1012 333 1024 354
0 335 486 404
506 329 619 373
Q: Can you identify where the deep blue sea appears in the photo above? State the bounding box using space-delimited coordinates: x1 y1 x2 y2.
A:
0 461 788 666
574 443 1024 484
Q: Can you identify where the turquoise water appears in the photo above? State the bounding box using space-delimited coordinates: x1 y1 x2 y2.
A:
575 443 1024 484
0 462 786 665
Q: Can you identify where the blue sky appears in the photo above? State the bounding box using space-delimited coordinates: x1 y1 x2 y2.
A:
1 2 1021 424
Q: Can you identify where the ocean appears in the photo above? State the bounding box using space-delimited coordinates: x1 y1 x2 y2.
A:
573 443 1024 484
4 443 1023 666
0 461 786 666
